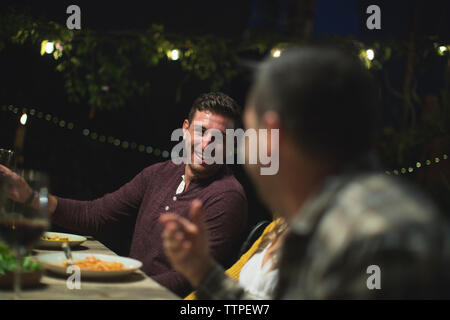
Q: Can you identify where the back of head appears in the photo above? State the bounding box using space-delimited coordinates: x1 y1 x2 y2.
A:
251 46 378 163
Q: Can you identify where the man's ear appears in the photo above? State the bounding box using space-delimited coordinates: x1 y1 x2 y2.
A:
182 119 190 139
182 119 190 130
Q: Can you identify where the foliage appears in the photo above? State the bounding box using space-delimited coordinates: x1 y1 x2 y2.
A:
0 242 42 275
0 8 448 169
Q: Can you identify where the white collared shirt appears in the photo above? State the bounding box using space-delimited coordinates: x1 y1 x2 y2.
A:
176 175 186 195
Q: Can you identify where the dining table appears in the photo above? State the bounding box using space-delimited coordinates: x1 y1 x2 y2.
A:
0 236 180 300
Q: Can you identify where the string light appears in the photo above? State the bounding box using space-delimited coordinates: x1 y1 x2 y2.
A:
1 104 447 165
271 48 282 58
366 49 375 61
438 46 448 55
45 42 54 54
40 40 63 60
167 49 180 61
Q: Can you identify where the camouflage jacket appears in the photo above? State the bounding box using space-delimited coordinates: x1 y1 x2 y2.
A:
196 163 450 299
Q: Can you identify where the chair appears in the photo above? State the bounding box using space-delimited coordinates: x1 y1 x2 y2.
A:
238 220 271 257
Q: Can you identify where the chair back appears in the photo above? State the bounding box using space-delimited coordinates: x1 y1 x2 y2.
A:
239 220 271 257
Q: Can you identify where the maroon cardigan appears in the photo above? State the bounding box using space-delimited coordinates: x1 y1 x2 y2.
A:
52 161 248 297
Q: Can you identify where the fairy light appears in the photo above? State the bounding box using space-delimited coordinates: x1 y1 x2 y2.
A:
45 41 54 54
22 104 450 166
168 49 180 61
366 49 375 61
20 113 28 125
271 49 282 58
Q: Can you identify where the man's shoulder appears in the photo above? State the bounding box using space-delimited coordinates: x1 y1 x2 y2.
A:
339 172 439 222
319 172 444 244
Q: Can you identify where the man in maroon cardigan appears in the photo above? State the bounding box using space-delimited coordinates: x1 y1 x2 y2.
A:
0 92 248 297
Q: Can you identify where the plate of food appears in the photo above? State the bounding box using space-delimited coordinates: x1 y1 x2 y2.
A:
35 252 143 279
0 242 44 288
37 232 87 249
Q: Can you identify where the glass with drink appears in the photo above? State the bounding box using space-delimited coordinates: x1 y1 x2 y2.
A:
0 169 50 299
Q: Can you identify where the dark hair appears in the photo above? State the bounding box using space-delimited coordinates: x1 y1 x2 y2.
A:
188 92 242 127
251 46 379 162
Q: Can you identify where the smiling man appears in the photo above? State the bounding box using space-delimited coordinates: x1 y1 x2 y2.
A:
0 92 248 297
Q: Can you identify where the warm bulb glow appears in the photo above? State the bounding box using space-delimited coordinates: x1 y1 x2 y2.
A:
20 113 28 125
168 49 180 61
45 42 54 54
366 49 375 61
272 49 281 58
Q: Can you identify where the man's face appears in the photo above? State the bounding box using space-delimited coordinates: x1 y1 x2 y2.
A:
183 110 234 179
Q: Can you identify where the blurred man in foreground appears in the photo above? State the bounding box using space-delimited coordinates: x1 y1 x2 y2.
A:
160 47 450 299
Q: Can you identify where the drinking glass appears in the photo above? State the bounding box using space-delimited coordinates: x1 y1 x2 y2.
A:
0 149 15 168
0 169 50 299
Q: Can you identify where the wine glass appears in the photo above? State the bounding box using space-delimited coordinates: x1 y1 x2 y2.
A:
0 169 50 299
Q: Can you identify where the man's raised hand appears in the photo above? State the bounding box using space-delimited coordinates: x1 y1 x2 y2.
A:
159 199 216 287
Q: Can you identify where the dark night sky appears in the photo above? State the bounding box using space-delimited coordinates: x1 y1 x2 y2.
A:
2 0 447 37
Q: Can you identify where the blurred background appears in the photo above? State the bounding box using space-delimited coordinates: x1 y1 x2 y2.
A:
0 0 449 255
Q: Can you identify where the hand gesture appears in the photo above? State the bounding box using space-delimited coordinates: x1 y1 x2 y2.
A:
159 199 216 287
0 164 33 203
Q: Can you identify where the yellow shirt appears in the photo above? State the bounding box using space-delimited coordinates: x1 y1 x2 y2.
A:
184 219 277 300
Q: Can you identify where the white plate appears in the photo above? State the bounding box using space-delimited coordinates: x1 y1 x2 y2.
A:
36 252 143 279
37 232 87 249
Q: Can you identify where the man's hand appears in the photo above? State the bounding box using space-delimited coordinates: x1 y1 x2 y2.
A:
0 164 58 213
159 199 216 287
0 164 33 203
